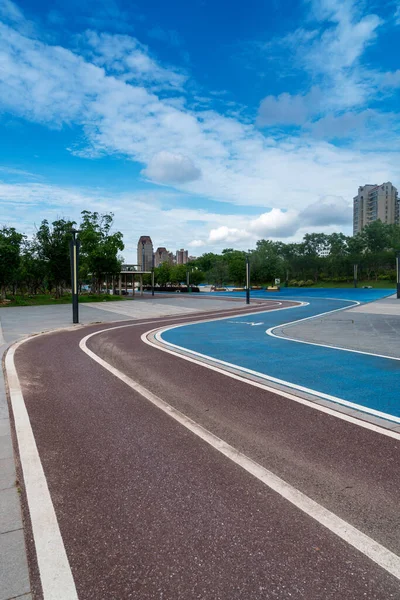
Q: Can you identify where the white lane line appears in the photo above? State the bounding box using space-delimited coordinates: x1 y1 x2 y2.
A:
153 299 400 426
268 308 400 362
1 301 290 597
5 341 78 600
144 328 400 436
80 326 400 582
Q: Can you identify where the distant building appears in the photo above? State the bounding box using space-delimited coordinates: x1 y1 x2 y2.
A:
154 247 170 267
137 236 153 271
353 182 399 235
176 249 188 265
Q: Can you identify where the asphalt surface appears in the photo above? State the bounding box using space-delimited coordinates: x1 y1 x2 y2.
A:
12 301 400 599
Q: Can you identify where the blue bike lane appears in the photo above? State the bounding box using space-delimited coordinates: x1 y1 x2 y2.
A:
159 290 400 423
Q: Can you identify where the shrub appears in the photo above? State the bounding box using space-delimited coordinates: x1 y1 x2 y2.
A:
305 279 314 286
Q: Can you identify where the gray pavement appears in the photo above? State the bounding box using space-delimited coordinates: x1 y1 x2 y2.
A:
274 294 400 358
0 295 248 600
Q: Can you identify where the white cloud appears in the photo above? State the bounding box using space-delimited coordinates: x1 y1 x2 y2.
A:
0 2 399 243
257 88 322 127
249 208 299 237
299 196 352 226
0 0 23 22
208 226 251 243
142 151 202 183
189 239 206 248
257 0 383 126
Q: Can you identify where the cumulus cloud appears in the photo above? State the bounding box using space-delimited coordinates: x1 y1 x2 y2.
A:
205 200 352 246
257 89 322 127
0 2 399 220
208 226 251 243
188 239 206 248
300 196 352 226
142 151 202 184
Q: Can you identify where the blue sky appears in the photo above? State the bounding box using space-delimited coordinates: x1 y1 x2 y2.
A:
1 0 400 260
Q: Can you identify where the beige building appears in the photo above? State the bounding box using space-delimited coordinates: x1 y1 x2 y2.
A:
154 247 170 267
353 182 399 235
137 236 153 270
176 248 188 265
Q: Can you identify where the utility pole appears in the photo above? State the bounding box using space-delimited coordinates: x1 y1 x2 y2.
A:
69 229 81 324
354 263 358 288
151 253 155 296
246 255 250 305
397 253 400 299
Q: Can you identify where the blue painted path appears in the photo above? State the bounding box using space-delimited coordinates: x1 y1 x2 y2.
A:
160 289 400 422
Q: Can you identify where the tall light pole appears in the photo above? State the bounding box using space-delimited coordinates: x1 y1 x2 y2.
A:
246 255 250 305
397 252 400 299
151 253 155 296
354 263 358 288
69 229 81 324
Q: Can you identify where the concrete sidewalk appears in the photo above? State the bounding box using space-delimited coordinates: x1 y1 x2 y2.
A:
0 296 244 600
274 294 400 358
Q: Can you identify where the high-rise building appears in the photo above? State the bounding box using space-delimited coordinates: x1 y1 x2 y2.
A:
137 236 153 270
154 247 170 267
176 248 188 265
353 182 399 235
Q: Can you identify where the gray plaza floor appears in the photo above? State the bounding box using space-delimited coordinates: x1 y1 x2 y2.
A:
274 294 400 358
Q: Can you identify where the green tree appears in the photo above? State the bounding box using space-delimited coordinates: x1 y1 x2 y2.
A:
0 227 24 300
79 211 124 293
35 218 76 297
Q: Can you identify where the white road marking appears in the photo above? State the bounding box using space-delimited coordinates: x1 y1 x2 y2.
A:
152 299 400 425
80 326 400 582
267 308 400 362
1 300 289 597
144 327 400 435
5 341 78 600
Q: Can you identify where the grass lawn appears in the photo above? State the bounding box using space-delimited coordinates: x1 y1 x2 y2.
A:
0 293 126 307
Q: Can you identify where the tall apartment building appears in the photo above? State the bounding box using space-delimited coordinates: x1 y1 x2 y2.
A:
176 248 188 265
353 182 399 235
137 235 153 270
154 247 170 267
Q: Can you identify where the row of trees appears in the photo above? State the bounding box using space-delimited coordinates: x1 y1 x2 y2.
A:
2 216 399 299
191 221 400 287
0 211 124 300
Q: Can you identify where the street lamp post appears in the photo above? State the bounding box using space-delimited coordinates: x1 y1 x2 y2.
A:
186 266 192 293
69 229 81 324
397 252 400 299
246 255 250 305
151 253 155 297
354 263 358 289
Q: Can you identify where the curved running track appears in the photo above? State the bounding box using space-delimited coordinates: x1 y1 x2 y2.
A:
158 294 400 423
8 298 400 599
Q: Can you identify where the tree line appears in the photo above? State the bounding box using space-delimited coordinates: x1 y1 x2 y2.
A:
1 216 399 300
0 211 124 300
191 221 400 287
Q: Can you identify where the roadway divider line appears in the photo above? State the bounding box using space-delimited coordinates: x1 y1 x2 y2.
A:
80 325 400 582
4 339 79 600
144 327 400 434
151 298 400 426
1 300 295 598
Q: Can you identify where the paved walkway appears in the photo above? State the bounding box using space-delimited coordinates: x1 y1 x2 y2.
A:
275 294 400 358
11 303 400 598
0 296 246 600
